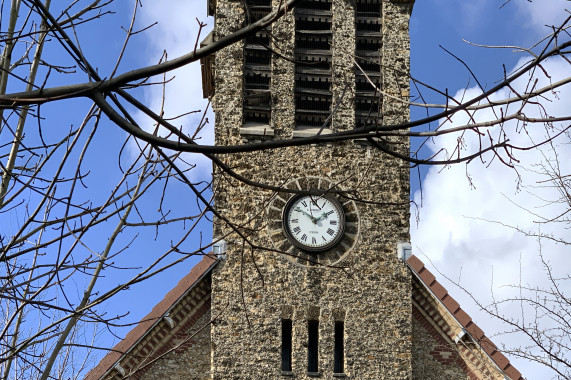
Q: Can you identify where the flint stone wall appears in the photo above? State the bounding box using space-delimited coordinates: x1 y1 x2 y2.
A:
211 0 414 379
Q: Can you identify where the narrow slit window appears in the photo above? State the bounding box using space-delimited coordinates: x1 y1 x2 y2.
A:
334 321 344 373
282 319 293 372
307 320 319 373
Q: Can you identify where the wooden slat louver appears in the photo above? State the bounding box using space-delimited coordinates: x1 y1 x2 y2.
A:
294 0 332 128
243 0 272 125
355 0 382 128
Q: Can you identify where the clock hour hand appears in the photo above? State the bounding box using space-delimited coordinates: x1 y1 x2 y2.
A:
294 207 318 223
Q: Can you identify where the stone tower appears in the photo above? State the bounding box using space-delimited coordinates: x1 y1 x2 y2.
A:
209 0 415 378
85 3 523 379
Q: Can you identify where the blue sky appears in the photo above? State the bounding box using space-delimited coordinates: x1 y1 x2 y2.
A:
71 0 570 378
409 1 570 379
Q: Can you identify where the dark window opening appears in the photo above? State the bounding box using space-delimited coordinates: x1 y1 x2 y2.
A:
356 57 380 73
355 0 381 15
246 0 270 6
245 50 271 66
307 320 319 373
356 78 380 92
296 18 331 31
356 38 381 52
244 71 270 88
282 319 293 372
334 321 344 373
296 0 332 11
296 55 331 71
356 102 379 113
356 19 380 33
245 32 270 46
296 75 331 90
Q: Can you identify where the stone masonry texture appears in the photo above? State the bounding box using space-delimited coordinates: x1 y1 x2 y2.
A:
86 0 524 377
211 0 415 379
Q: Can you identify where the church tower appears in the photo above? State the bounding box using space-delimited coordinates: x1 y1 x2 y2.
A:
209 0 415 378
85 2 524 379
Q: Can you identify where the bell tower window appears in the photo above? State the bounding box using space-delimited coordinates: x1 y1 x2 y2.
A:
294 0 333 129
355 0 382 128
243 0 272 125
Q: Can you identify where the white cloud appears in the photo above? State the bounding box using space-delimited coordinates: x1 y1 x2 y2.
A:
129 1 214 176
411 57 570 378
514 0 570 33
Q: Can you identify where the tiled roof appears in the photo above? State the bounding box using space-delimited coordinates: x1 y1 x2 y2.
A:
406 254 524 380
86 251 523 380
84 254 218 380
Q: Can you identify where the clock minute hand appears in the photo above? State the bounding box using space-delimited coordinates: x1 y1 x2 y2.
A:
294 207 317 223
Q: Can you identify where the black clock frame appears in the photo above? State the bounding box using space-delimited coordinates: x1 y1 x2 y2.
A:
266 177 360 266
282 194 346 252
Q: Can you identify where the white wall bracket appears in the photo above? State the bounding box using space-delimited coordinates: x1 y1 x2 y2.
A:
397 242 412 261
213 239 227 259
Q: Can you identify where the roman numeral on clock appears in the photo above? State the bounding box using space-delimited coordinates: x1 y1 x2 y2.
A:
327 228 335 236
291 219 298 223
293 227 301 234
301 234 307 242
330 220 337 225
312 237 316 244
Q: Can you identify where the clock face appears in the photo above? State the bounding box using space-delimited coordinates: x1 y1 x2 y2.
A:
283 194 345 252
266 177 360 266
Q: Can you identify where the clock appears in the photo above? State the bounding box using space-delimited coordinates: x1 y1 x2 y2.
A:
266 177 360 266
283 194 345 252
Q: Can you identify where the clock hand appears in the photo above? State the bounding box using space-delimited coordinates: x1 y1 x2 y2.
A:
315 210 332 223
294 207 318 223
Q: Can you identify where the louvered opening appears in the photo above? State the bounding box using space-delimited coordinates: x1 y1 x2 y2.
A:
243 0 272 125
295 0 332 128
355 0 382 128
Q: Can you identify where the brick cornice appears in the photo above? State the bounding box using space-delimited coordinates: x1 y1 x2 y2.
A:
85 254 218 380
407 254 524 380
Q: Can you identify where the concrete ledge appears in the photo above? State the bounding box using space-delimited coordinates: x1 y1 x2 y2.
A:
240 125 274 136
292 128 333 138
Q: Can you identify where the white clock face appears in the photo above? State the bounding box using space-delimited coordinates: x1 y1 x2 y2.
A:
283 195 345 251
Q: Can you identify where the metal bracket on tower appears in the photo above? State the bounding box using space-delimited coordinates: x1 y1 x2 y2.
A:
213 239 227 259
397 242 412 261
113 363 126 377
163 314 175 329
454 328 468 344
